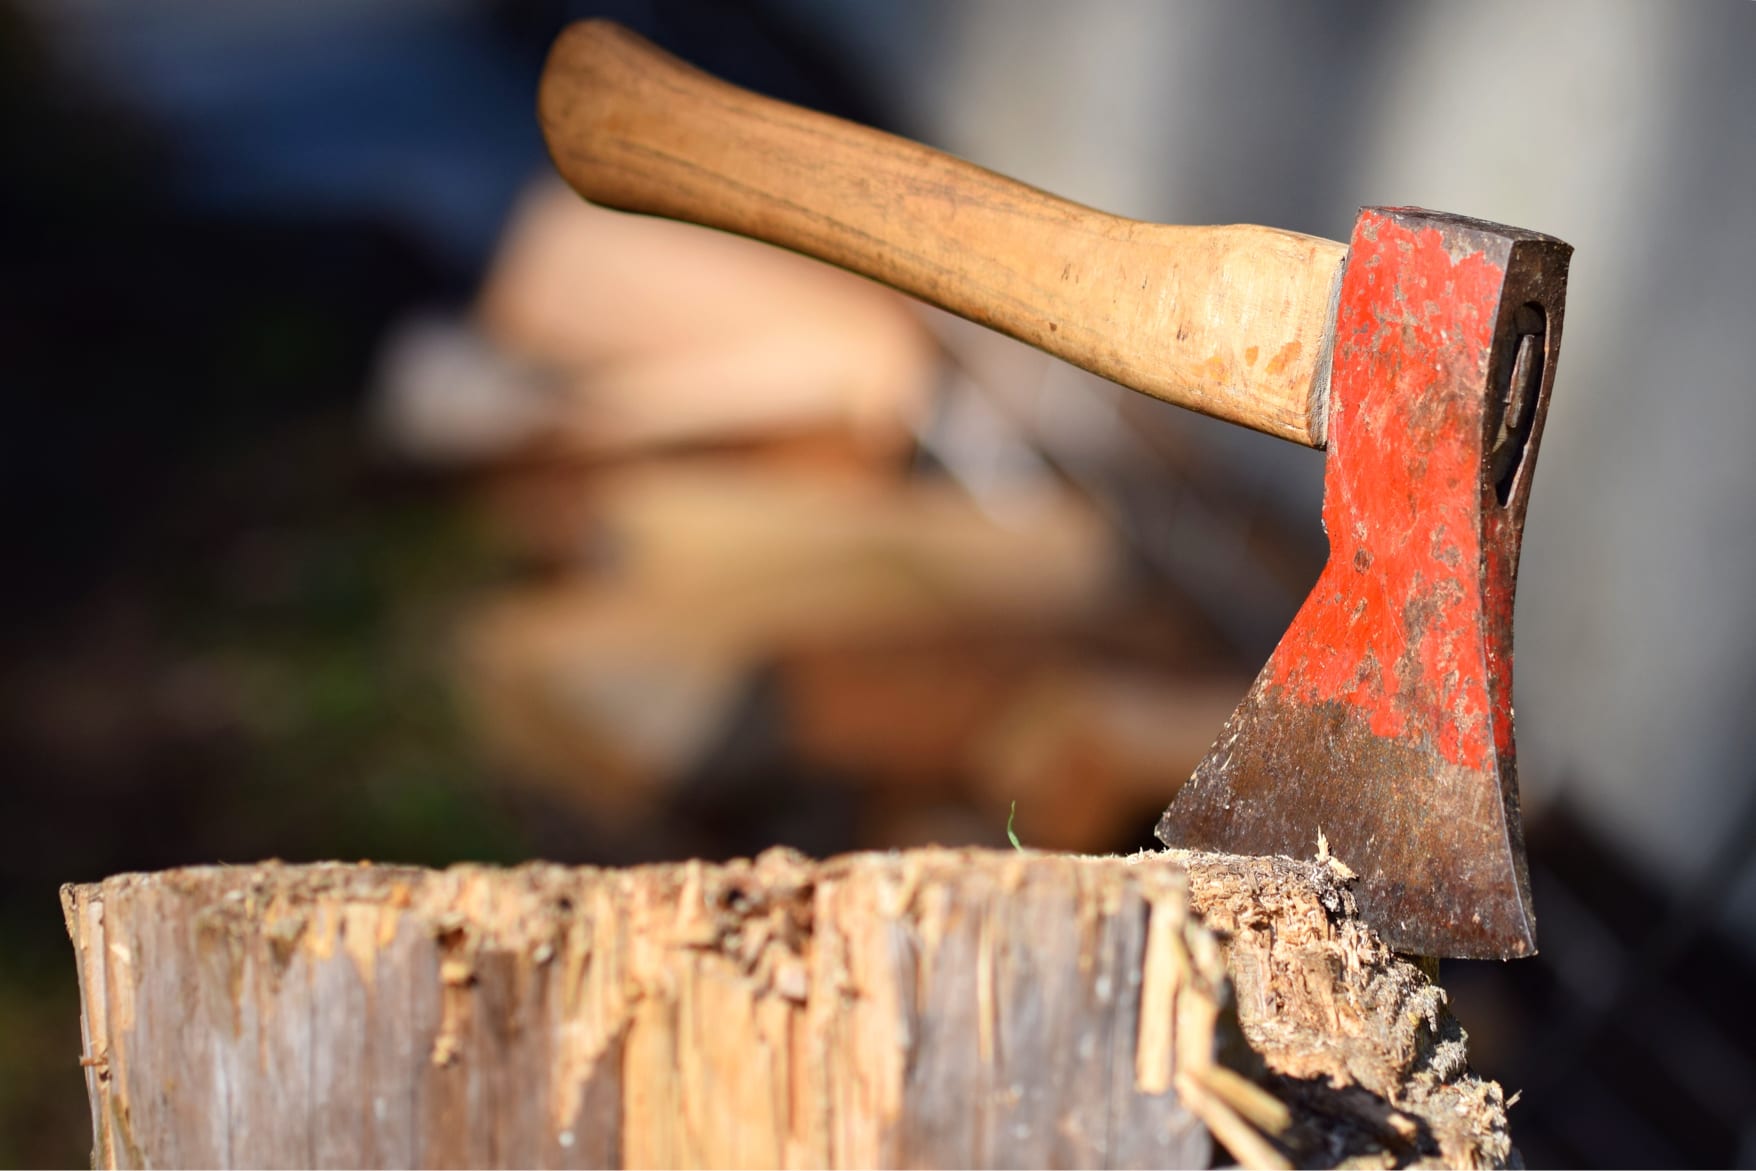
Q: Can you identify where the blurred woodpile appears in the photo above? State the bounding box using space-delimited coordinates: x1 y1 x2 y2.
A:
373 180 1291 857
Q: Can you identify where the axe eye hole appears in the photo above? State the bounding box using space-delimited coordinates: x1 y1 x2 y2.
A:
1490 302 1547 507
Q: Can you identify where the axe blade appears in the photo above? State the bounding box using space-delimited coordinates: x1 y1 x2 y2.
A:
1158 207 1572 960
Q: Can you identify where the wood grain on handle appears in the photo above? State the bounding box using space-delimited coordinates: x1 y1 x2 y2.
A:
539 20 1348 447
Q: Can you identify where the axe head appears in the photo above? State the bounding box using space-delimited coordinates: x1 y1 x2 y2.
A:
1158 207 1571 960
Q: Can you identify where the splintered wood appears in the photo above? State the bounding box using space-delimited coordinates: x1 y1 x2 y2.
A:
62 850 1514 1169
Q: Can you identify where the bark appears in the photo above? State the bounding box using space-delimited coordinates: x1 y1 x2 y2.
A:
62 848 1513 1169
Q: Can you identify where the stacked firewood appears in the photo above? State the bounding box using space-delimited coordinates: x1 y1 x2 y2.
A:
375 180 1296 856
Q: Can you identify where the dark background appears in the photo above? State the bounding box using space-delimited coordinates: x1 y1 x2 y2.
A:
5 1 1755 1166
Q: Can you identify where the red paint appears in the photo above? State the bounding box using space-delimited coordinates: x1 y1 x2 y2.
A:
1266 213 1511 772
1161 207 1568 957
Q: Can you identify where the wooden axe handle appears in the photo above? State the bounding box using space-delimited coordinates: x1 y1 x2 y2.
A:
539 21 1348 448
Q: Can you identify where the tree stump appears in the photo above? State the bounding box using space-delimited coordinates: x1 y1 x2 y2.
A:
62 849 1514 1169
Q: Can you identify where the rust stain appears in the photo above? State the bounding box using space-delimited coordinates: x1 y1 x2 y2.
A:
432 944 476 1067
342 904 384 988
1244 345 1260 366
1263 340 1302 376
302 902 338 961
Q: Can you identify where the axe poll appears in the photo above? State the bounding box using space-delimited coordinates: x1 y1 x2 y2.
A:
537 21 1571 959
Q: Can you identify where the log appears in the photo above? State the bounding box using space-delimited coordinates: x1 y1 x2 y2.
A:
62 849 1514 1169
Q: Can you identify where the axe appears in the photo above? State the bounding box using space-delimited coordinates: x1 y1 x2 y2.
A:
537 22 1571 960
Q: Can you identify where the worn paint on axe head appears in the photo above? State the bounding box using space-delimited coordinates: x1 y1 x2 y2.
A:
1158 207 1572 959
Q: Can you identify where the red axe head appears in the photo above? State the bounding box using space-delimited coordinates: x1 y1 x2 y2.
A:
1158 207 1572 960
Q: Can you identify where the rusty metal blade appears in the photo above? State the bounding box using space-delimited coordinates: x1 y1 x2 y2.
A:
1158 207 1571 960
